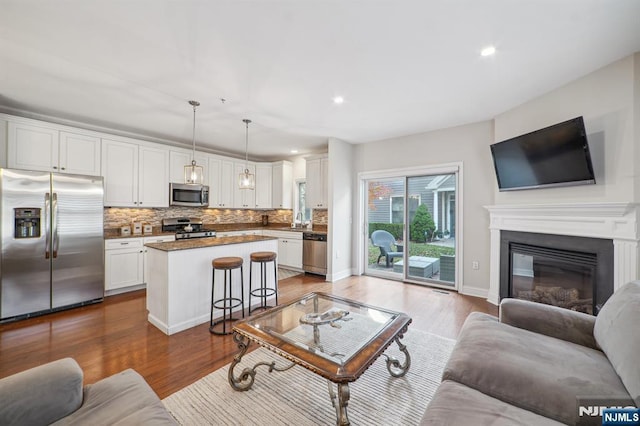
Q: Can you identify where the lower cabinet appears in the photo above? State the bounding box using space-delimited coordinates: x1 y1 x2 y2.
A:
105 235 176 295
262 230 303 269
105 238 144 293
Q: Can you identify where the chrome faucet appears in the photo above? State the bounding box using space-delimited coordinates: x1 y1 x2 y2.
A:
295 212 304 228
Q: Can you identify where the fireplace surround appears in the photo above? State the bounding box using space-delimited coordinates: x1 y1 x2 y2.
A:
486 203 640 307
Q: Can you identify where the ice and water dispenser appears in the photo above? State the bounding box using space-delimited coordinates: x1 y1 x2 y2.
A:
14 208 41 239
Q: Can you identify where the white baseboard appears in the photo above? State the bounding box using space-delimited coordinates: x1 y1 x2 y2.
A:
459 285 489 300
327 269 352 282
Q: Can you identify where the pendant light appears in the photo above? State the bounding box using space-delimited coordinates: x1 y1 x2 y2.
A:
238 118 255 190
184 100 204 184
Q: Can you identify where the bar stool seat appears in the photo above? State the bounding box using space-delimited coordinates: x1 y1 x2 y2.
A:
249 251 278 315
210 256 244 335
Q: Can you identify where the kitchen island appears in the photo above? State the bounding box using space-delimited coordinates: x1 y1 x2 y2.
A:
145 235 278 335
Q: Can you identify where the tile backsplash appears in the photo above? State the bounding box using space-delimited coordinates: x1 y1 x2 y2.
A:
104 207 329 229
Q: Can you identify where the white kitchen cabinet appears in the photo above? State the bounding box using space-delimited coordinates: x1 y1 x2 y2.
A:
306 156 328 208
139 146 170 207
105 238 144 293
255 163 272 209
7 122 101 176
59 132 101 175
208 157 235 208
272 161 293 209
234 162 256 208
262 230 303 269
102 139 169 207
169 150 209 184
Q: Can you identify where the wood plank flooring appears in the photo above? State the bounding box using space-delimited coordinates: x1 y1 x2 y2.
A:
0 274 497 399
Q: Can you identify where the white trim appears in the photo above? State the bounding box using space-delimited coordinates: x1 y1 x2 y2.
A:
327 269 352 282
459 285 489 299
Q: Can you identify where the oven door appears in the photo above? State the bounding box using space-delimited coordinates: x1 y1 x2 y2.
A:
170 183 209 207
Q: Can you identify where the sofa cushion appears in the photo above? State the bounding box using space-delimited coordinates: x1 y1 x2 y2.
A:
443 312 634 425
52 369 177 425
421 380 565 426
594 280 640 406
0 358 83 426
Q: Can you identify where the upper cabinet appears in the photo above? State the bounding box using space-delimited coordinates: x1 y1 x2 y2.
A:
102 139 169 208
208 156 234 208
306 156 328 208
272 161 293 209
169 150 209 184
255 163 272 209
8 122 101 176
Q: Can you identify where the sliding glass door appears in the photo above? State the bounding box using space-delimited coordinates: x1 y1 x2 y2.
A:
363 169 458 289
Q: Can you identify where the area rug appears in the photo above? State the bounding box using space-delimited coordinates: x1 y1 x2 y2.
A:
162 329 455 425
278 268 303 280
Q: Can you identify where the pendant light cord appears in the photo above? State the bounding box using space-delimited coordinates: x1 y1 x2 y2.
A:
243 119 251 172
189 100 200 165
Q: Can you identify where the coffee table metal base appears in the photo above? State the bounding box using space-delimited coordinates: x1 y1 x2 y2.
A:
228 333 411 426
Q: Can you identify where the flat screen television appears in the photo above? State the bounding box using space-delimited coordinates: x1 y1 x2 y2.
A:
490 116 596 191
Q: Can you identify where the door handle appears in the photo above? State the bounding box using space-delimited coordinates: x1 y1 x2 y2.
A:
52 193 59 258
44 193 51 259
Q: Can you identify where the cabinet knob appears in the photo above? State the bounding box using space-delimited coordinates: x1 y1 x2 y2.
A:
61 167 66 170
52 166 58 170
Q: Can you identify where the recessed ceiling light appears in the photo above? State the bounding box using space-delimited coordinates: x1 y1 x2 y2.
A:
333 96 344 104
290 149 298 154
481 46 496 57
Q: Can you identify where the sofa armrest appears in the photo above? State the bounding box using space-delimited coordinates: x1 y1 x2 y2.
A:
499 298 597 349
0 358 84 426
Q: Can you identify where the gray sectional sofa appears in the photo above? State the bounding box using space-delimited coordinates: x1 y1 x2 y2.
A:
421 280 640 425
0 358 177 425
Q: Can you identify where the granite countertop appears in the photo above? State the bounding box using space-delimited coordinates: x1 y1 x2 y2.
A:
145 235 278 252
105 223 327 239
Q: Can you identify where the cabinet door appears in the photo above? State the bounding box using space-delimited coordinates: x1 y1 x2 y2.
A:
234 162 256 208
207 157 221 207
102 139 139 207
139 146 169 207
272 161 293 209
218 160 234 208
255 164 272 209
306 158 322 208
169 150 208 184
320 157 329 208
286 239 303 269
105 247 144 291
59 131 101 176
7 122 59 172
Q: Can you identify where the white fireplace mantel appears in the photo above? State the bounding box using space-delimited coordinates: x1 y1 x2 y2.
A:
485 202 640 305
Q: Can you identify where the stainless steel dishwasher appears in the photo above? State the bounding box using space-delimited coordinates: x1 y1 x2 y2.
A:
303 232 327 275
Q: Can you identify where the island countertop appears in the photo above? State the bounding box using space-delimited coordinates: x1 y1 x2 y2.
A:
144 234 277 252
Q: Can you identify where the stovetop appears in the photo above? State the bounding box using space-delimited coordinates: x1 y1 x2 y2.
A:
175 229 216 240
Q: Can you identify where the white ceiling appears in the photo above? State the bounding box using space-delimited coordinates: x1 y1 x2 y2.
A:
1 1 639 161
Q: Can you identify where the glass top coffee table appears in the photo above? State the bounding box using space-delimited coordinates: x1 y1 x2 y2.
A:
228 292 412 425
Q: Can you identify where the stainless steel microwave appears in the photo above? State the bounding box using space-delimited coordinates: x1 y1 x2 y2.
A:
169 183 209 207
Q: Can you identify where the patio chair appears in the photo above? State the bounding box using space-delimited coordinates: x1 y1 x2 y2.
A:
371 230 403 268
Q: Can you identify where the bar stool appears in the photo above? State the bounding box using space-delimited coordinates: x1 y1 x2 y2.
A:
210 256 244 335
249 251 278 315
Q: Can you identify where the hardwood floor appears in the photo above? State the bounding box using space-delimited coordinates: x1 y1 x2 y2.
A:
0 274 497 399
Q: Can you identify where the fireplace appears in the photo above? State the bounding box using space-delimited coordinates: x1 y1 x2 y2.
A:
500 231 613 315
485 203 639 311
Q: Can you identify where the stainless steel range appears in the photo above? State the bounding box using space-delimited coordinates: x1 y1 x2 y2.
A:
161 217 216 240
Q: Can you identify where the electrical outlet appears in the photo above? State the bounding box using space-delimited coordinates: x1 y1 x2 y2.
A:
336 250 340 259
472 261 479 270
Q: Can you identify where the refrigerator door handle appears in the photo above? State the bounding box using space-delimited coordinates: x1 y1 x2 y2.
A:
44 192 51 259
52 192 59 258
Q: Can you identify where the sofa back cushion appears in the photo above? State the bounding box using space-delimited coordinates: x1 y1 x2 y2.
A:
0 357 83 425
594 280 640 406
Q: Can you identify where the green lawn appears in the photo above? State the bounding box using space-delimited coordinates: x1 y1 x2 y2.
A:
368 242 455 265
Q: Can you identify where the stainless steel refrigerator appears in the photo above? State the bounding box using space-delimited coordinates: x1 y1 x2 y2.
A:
0 168 104 321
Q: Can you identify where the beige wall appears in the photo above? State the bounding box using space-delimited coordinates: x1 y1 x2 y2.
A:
353 121 495 295
494 54 638 204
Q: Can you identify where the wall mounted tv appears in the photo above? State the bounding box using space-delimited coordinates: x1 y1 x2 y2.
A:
490 116 596 191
